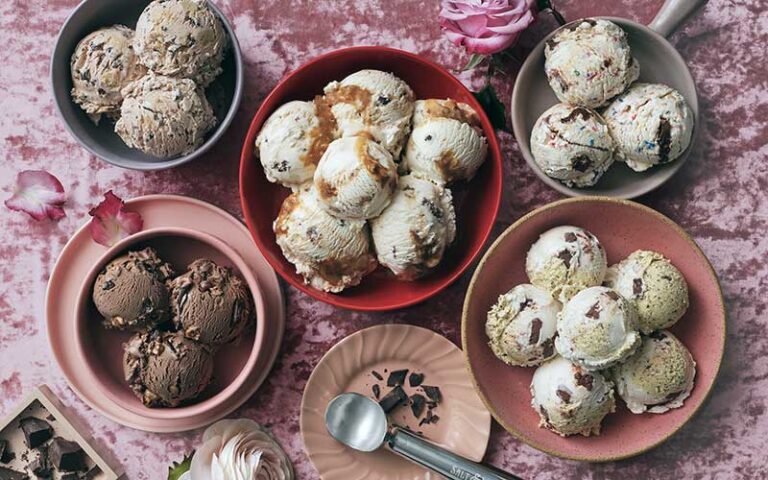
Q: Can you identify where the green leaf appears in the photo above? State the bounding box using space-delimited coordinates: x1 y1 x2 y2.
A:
473 85 507 132
167 452 194 480
461 53 486 71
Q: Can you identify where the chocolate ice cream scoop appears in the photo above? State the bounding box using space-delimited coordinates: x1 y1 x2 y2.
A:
123 331 213 408
93 247 175 331
169 259 254 346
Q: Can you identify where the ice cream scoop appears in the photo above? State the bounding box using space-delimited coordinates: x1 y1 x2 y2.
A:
170 259 253 346
556 286 641 370
544 18 639 108
324 69 415 157
370 175 456 280
403 99 488 185
123 331 213 407
604 250 689 333
134 0 227 87
525 225 607 303
115 74 216 158
611 330 696 414
530 356 616 437
313 136 398 220
255 99 338 189
603 83 694 172
274 188 377 293
530 104 614 188
92 247 175 331
70 25 146 123
486 284 561 367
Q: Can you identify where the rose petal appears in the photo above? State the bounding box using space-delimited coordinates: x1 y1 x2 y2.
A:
439 0 537 54
4 170 66 221
88 191 143 247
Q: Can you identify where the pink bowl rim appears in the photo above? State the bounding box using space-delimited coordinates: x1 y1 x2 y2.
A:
73 226 267 419
461 196 727 461
239 45 504 311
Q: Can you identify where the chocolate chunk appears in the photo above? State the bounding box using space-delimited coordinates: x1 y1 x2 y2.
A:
556 388 572 403
585 302 601 319
408 372 424 387
0 441 10 464
557 249 572 268
539 405 550 423
371 370 383 381
564 232 578 243
372 384 381 399
61 474 80 480
422 386 442 404
0 466 28 480
649 330 667 341
561 107 593 123
387 369 409 387
410 394 426 418
657 117 672 163
542 338 555 358
83 467 101 480
378 386 408 413
603 58 612 68
529 319 543 345
575 371 594 391
605 290 620 301
49 438 85 472
19 417 52 449
633 278 644 295
571 155 592 173
519 298 533 310
419 409 440 426
29 453 51 478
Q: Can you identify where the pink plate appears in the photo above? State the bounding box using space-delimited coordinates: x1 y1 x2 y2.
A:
239 46 503 311
462 197 726 461
301 324 491 479
46 195 285 432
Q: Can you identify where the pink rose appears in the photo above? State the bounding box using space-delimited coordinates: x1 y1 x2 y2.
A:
440 0 537 55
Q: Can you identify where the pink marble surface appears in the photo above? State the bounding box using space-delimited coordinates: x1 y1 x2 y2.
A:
1 0 766 478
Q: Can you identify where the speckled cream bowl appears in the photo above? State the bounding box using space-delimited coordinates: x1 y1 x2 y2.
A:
50 0 243 170
462 197 726 461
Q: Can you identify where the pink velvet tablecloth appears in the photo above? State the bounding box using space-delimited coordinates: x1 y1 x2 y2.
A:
1 0 767 478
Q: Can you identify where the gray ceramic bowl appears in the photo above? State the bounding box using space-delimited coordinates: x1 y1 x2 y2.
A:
511 0 705 198
50 0 243 171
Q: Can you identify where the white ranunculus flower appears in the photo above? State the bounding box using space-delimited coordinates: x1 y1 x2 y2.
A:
190 419 294 480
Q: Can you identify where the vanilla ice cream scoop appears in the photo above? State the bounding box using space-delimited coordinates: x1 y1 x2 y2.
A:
115 74 216 158
611 330 696 414
256 99 338 189
604 250 689 334
403 99 488 185
370 175 456 280
134 0 227 87
531 356 615 437
530 104 614 187
274 188 377 293
603 83 694 172
526 226 607 303
313 136 398 220
556 286 641 370
70 25 146 123
545 19 639 108
486 284 561 367
324 69 415 157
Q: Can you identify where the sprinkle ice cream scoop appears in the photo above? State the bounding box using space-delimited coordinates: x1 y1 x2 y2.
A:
486 284 561 367
530 356 616 437
530 103 615 188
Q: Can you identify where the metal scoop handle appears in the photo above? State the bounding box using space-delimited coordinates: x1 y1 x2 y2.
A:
387 427 522 480
649 0 707 37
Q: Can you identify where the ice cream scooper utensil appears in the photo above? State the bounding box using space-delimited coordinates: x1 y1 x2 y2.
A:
511 0 705 199
325 393 521 480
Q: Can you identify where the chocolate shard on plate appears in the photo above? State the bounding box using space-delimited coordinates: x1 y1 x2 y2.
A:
19 417 53 449
408 372 424 387
371 370 383 381
49 437 85 472
0 466 28 480
386 369 409 387
0 440 10 464
61 474 80 480
378 386 408 413
372 384 381 399
410 394 426 418
29 453 51 478
83 466 101 479
422 385 442 404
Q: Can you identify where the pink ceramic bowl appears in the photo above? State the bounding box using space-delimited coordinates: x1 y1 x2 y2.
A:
73 227 266 420
239 46 503 311
462 197 726 461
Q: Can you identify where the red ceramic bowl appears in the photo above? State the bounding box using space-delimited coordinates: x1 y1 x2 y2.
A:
239 46 503 311
74 227 266 423
462 197 726 461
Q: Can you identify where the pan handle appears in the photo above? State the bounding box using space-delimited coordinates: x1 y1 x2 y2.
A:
648 0 707 37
